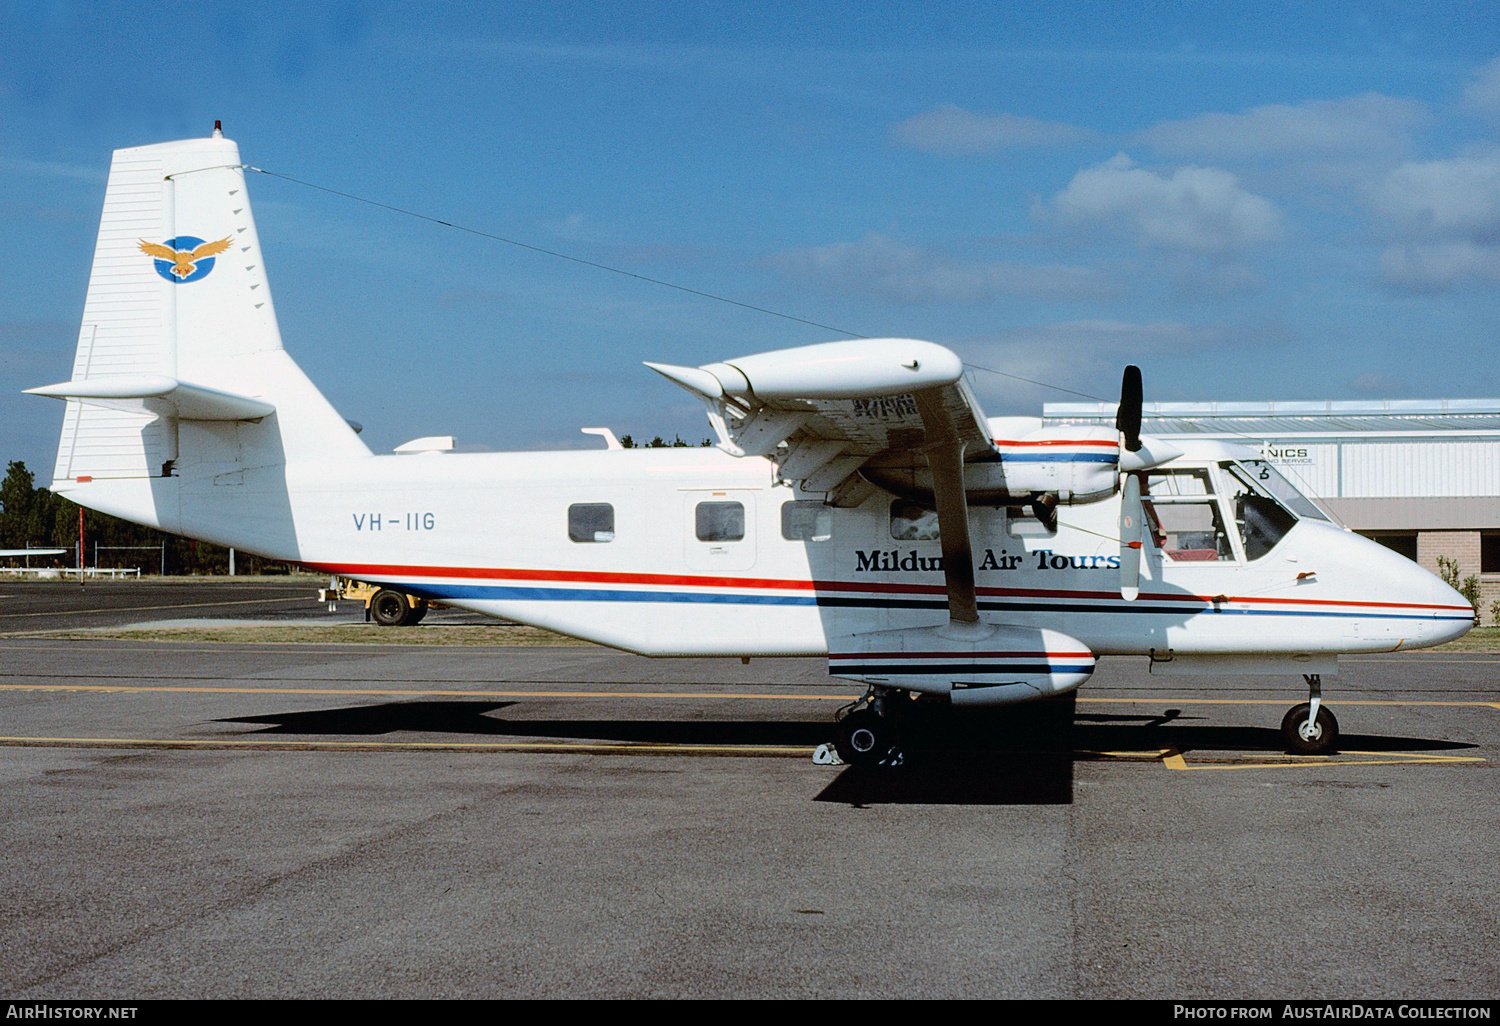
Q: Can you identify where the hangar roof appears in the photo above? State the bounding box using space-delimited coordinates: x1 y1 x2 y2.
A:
1044 399 1500 435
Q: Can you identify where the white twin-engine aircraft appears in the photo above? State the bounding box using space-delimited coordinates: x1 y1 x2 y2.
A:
29 131 1474 765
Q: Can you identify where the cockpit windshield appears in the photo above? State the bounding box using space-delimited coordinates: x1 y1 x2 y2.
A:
1219 461 1321 561
1230 461 1328 521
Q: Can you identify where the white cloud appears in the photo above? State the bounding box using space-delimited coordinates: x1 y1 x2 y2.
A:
766 233 1113 304
984 319 1232 355
1378 242 1500 293
1139 94 1425 162
961 320 1238 406
1048 154 1282 253
1364 149 1500 293
890 105 1091 156
1464 55 1500 116
1369 153 1500 243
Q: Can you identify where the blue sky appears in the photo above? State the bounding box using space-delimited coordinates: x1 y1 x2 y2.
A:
4 1 1500 475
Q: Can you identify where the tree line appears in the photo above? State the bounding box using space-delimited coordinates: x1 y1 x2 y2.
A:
618 435 713 448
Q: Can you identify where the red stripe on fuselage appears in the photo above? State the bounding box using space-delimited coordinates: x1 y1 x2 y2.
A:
308 561 1470 614
992 439 1119 447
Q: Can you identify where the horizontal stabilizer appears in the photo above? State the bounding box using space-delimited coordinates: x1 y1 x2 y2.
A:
26 376 275 421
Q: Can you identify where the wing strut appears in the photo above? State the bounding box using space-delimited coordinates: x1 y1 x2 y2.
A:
914 388 981 627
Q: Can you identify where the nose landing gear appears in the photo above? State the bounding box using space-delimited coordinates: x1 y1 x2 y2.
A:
1281 674 1339 755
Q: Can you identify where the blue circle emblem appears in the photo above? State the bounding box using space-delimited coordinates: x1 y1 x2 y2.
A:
150 236 218 284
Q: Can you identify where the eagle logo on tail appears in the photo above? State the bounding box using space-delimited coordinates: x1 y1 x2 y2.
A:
139 236 233 282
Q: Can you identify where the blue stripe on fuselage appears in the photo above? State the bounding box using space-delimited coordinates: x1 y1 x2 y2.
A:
400 582 1470 621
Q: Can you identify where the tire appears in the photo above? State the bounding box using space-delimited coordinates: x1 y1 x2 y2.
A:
407 600 428 626
1281 703 1339 755
369 588 412 627
833 708 894 767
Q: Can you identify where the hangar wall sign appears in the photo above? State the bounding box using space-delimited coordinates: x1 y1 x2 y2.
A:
1261 444 1314 466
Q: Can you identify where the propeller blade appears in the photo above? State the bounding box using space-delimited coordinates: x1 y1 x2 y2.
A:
1119 472 1142 602
1116 365 1143 453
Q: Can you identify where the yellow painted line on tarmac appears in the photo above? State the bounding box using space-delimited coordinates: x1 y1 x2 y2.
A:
0 683 850 700
1073 749 1182 764
0 734 812 758
1154 746 1483 771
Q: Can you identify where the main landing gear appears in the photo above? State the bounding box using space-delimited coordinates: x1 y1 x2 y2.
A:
1281 674 1339 755
830 687 907 767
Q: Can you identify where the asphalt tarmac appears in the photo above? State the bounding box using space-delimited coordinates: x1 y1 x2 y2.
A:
1 580 1496 999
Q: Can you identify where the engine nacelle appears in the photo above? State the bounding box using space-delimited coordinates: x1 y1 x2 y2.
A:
860 425 1121 505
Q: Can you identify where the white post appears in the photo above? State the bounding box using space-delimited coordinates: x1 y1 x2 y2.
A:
228 547 236 576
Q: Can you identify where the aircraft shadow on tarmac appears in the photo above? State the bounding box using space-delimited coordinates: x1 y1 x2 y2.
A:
217 700 1478 808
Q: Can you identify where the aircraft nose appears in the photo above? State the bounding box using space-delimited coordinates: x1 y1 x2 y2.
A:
1409 562 1475 646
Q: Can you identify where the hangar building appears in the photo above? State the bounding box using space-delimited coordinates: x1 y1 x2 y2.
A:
1044 399 1500 617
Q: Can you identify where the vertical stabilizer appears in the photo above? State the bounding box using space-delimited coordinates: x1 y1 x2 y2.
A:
32 130 369 546
45 133 369 485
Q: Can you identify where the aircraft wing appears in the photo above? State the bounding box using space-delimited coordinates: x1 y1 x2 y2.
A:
648 338 994 625
646 338 993 495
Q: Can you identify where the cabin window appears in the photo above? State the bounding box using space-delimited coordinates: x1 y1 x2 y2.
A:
568 503 615 543
890 500 940 541
781 500 832 542
696 501 745 542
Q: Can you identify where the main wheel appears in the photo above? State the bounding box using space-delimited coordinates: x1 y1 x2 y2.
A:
370 588 413 627
407 600 429 626
1281 703 1339 755
833 708 895 767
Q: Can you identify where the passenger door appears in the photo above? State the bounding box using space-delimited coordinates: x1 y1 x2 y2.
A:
682 490 758 572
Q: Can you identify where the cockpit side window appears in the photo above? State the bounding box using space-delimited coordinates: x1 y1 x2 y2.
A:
1141 469 1234 562
1221 463 1299 560
1145 468 1215 497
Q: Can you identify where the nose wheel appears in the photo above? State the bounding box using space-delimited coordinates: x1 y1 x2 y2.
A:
1281 674 1339 755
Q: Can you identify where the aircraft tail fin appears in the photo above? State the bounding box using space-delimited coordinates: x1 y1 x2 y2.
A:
30 129 368 531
